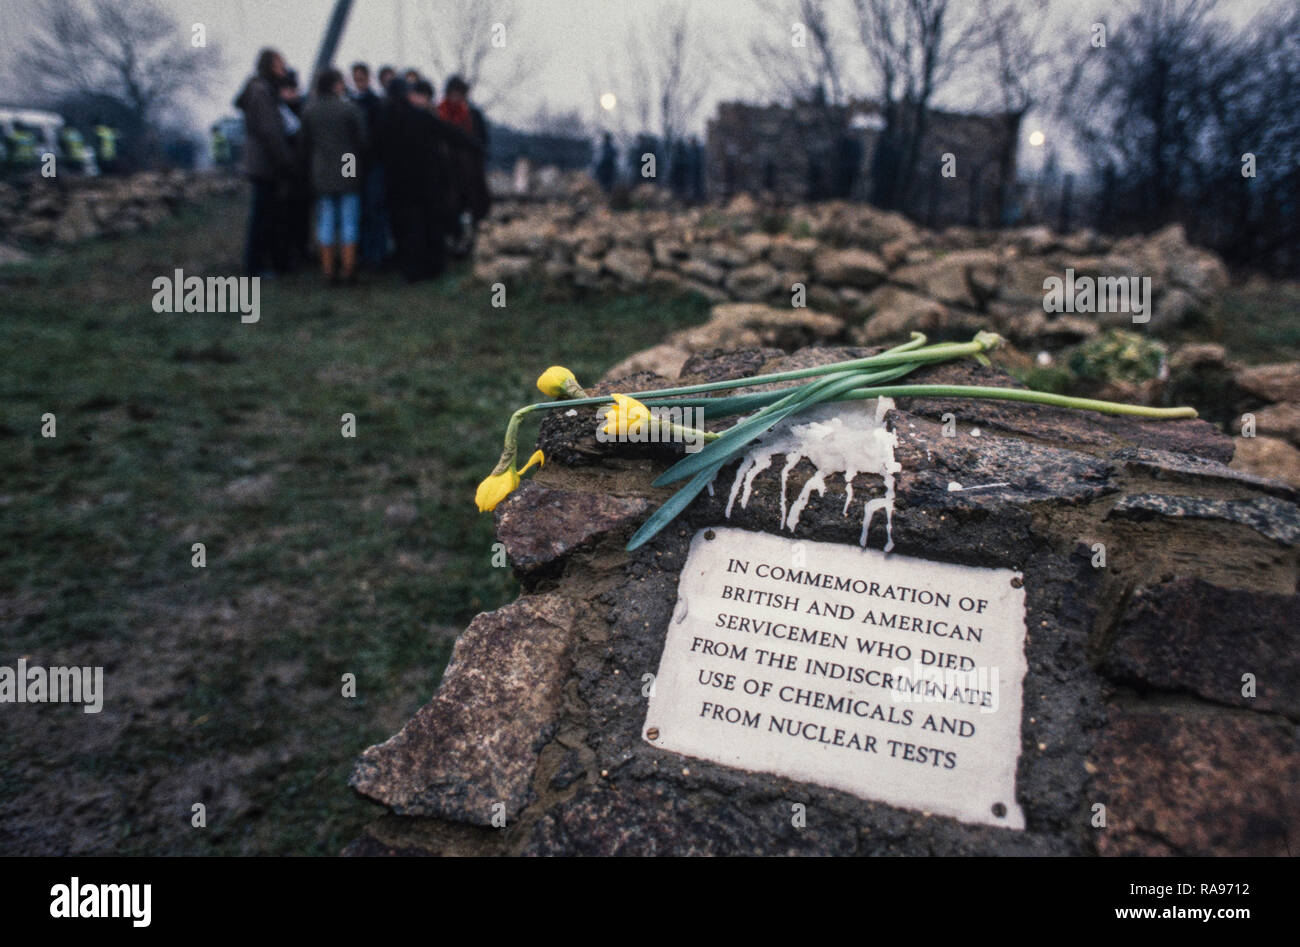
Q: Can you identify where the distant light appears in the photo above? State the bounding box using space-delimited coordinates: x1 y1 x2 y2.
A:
849 113 885 132
1028 130 1046 147
600 92 617 111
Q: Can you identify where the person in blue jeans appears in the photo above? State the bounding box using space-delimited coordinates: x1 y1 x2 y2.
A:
316 190 361 282
301 67 367 283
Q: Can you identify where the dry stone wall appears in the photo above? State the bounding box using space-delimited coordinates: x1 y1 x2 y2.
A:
0 170 241 246
473 188 1231 345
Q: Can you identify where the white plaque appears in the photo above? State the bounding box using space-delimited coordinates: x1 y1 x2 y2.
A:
644 527 1029 829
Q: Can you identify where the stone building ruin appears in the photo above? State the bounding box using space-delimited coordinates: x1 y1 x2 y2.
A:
705 100 1022 229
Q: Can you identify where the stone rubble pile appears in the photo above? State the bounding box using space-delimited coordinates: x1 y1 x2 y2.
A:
473 183 1231 345
0 170 241 245
1222 355 1300 487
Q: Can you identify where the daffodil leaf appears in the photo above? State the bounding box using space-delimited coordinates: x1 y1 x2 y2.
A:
642 389 790 420
651 401 808 488
626 460 729 552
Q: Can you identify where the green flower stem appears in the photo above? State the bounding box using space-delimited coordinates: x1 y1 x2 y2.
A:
503 408 524 450
501 365 866 447
494 334 1193 458
615 332 982 402
832 384 1198 418
504 401 720 454
501 332 959 423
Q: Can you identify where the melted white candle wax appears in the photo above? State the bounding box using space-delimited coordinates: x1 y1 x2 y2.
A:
723 398 901 551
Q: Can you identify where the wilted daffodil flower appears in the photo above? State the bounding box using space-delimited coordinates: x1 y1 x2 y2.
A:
537 366 587 399
475 449 544 512
477 333 1196 551
602 393 652 437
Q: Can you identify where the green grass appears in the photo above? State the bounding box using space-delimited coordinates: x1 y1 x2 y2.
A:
0 195 712 854
1184 283 1300 364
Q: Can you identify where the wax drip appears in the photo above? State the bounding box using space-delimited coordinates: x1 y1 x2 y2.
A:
721 399 900 550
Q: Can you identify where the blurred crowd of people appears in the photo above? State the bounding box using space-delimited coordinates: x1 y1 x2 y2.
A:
235 48 489 285
593 131 707 203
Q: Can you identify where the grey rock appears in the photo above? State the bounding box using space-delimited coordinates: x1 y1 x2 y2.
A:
724 262 784 301
1111 445 1296 501
1254 402 1300 447
352 343 1289 856
349 593 575 823
813 248 888 290
1108 492 1300 546
495 481 650 577
1102 578 1300 719
1231 436 1300 489
1090 709 1299 856
603 247 653 286
1236 362 1300 404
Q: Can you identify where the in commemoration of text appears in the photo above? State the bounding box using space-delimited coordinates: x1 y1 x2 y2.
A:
644 527 1029 829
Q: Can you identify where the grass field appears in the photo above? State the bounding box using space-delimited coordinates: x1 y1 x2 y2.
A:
0 194 712 854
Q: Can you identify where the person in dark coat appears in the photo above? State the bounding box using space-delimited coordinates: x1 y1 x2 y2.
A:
235 48 293 276
595 132 617 191
275 70 312 272
438 75 488 150
669 138 689 198
350 62 388 266
302 67 367 283
437 119 491 256
381 78 452 281
437 75 474 137
436 74 491 255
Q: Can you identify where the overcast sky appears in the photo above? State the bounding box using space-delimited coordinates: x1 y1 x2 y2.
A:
0 0 1279 163
0 0 752 131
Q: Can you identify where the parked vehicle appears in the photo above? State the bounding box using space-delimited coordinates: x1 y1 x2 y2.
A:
0 107 98 176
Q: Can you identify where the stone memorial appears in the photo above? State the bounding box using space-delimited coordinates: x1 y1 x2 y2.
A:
347 346 1300 856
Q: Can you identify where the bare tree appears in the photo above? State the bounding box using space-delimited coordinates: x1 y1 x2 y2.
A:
413 0 544 111
744 0 851 105
593 5 710 147
1067 0 1224 225
976 0 1058 115
851 0 989 210
652 6 711 149
19 0 220 126
1067 0 1299 272
973 0 1059 222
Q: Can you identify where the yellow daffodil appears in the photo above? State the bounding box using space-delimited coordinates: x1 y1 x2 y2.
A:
602 393 652 437
537 365 587 399
475 450 544 512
